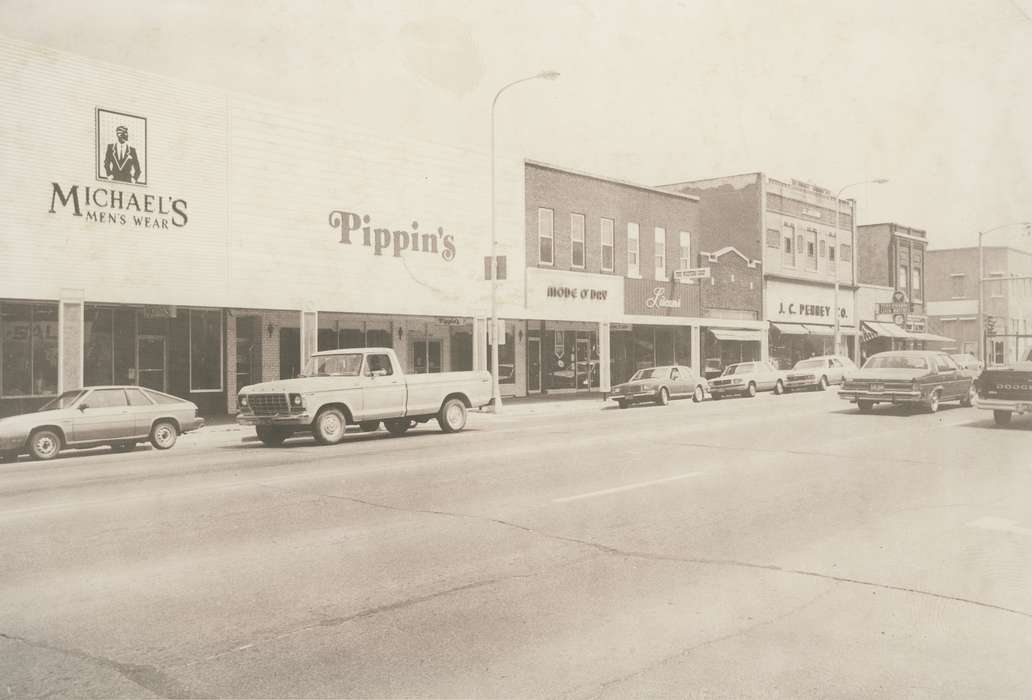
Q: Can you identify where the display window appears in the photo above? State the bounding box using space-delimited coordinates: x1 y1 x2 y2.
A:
0 301 59 397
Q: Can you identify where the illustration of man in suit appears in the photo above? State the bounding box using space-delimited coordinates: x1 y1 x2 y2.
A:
103 125 142 183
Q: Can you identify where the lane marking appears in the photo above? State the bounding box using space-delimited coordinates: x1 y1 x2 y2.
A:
967 516 1032 537
553 472 702 504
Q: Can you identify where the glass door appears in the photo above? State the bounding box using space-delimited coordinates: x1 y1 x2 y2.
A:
136 335 166 392
527 337 541 392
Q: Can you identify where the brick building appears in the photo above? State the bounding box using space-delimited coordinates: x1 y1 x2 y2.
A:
660 174 859 368
926 246 1032 365
522 161 765 392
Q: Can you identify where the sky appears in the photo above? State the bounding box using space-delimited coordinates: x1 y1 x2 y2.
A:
3 0 1031 250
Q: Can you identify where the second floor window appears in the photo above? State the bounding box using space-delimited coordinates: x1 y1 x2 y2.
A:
679 231 691 269
571 213 585 268
950 274 965 298
601 218 614 271
912 267 922 297
627 222 640 276
654 227 666 280
898 264 908 290
538 208 553 265
829 244 836 262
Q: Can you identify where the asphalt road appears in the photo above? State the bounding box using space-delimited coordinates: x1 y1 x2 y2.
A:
1 391 1030 699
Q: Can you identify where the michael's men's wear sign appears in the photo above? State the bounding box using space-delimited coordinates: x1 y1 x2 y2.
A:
624 277 700 317
47 108 189 228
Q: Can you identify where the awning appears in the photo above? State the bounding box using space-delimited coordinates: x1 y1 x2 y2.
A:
909 331 954 343
770 322 809 335
861 320 910 340
709 328 764 342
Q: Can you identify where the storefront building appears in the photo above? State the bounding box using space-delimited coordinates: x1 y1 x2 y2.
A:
659 174 861 368
0 36 530 417
520 162 766 393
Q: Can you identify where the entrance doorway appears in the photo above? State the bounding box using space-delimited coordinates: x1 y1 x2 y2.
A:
136 336 166 392
235 316 263 391
527 337 541 392
279 328 301 379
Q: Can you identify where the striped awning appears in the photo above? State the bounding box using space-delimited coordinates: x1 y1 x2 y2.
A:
861 320 911 341
909 331 955 343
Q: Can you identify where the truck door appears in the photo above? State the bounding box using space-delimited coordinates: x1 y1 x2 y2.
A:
362 353 406 419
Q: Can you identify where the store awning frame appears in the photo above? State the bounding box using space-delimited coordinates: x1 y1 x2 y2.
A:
709 328 764 342
861 320 910 340
770 322 809 335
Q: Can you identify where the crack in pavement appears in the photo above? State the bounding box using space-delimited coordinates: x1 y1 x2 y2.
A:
0 632 208 699
561 586 839 700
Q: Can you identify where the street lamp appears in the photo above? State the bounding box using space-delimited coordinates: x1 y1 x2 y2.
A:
489 70 560 412
833 178 888 357
978 221 1031 364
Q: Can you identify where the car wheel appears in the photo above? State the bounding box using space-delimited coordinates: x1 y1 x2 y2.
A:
110 441 136 453
656 387 670 406
29 428 62 461
817 376 828 391
385 418 414 436
358 421 381 432
857 400 874 413
256 426 288 446
746 382 757 398
773 380 785 396
150 420 178 450
617 399 629 409
313 408 346 445
993 410 1012 426
692 385 704 403
925 390 941 414
960 384 976 407
438 398 468 433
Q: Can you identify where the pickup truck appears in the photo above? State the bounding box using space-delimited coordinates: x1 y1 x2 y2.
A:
236 348 493 446
975 346 1032 426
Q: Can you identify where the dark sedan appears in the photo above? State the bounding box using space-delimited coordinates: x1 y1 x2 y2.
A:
0 386 204 461
609 365 708 408
839 351 975 414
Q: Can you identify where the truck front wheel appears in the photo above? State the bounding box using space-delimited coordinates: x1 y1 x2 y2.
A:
313 408 347 445
438 398 468 433
256 426 288 446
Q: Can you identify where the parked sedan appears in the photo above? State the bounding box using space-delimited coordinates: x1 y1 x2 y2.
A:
784 355 858 392
950 353 984 379
0 386 204 462
839 351 975 413
609 365 708 408
708 360 788 398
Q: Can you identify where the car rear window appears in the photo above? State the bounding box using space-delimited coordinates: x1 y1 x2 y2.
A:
125 388 153 406
143 389 186 405
863 355 929 371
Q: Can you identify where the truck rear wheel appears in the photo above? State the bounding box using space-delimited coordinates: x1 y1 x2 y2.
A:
993 410 1012 426
313 408 346 445
438 398 468 433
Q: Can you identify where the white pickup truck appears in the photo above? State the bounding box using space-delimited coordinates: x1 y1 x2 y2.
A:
236 347 493 446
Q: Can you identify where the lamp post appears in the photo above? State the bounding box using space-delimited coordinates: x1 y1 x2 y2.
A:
978 221 1031 364
833 178 888 357
489 70 559 412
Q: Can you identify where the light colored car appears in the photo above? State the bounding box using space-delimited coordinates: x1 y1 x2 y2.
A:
950 353 984 379
708 360 788 399
609 365 709 408
237 347 492 445
0 386 203 462
839 350 975 413
784 355 858 392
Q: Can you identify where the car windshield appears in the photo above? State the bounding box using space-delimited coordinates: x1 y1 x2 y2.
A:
863 355 929 371
39 390 86 411
722 364 752 375
795 359 825 369
951 354 977 366
302 354 363 377
631 369 657 380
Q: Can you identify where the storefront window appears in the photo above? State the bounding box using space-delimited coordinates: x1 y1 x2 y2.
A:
84 306 115 386
189 309 223 391
632 325 655 372
1 302 58 397
655 327 674 366
450 326 473 371
675 327 692 367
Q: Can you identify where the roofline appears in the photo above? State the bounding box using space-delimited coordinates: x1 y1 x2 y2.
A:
526 160 700 202
857 222 928 235
927 245 1032 255
656 171 763 189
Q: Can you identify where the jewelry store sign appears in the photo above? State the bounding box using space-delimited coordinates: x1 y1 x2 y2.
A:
624 278 700 317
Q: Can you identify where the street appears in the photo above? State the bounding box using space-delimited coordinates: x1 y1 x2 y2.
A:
1 392 1030 699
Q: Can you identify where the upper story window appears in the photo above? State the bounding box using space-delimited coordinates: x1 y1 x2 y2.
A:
627 222 640 277
806 229 818 270
571 213 585 269
766 229 780 248
679 231 691 270
898 264 908 290
654 227 666 280
912 267 922 297
829 244 836 262
950 273 966 298
819 239 827 258
538 208 554 265
601 218 614 272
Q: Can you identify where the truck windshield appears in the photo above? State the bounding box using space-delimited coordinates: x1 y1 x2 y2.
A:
302 354 364 377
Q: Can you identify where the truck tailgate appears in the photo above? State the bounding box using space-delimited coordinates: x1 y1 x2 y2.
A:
978 365 1032 401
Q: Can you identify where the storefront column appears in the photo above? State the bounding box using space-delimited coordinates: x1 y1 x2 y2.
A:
473 315 487 371
301 310 318 370
58 288 84 393
690 325 701 371
760 325 770 363
598 321 611 393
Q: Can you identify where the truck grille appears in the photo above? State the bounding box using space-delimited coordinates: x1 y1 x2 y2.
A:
247 394 289 416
